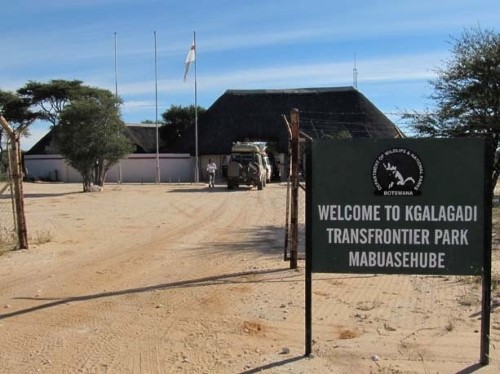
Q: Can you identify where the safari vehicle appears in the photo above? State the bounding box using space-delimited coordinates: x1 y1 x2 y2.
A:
227 142 266 190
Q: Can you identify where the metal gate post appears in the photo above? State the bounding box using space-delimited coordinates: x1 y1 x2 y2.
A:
290 109 300 269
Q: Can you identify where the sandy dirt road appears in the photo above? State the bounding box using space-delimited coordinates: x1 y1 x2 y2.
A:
0 182 499 373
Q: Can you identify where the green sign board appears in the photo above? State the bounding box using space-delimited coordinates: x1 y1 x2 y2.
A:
309 138 488 275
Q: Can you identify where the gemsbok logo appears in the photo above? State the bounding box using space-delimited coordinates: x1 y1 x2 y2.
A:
372 148 424 196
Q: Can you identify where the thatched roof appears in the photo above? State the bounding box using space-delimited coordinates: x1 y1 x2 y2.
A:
25 130 59 155
25 124 164 155
169 87 404 155
26 87 403 156
123 125 164 153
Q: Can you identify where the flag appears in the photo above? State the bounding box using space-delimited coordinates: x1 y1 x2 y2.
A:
183 42 196 82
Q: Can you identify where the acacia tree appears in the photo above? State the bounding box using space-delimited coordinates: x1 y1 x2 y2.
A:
58 89 134 192
1 81 86 157
17 80 86 127
0 91 37 176
404 27 500 188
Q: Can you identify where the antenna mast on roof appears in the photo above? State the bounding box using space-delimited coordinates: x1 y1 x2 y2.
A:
353 52 358 89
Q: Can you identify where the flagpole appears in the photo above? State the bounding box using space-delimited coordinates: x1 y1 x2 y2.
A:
154 31 160 184
194 30 199 183
114 32 122 185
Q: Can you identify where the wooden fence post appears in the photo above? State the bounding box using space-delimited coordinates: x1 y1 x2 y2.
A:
0 115 28 249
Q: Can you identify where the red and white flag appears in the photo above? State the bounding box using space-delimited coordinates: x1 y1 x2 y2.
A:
183 42 196 82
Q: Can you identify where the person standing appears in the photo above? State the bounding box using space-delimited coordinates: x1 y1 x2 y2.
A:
206 158 217 188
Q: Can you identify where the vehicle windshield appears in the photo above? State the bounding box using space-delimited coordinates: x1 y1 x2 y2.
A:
230 153 258 164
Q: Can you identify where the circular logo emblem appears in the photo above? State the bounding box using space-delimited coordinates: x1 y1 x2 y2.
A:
372 148 424 196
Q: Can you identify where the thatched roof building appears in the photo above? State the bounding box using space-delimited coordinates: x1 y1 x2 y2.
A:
169 87 404 155
25 124 164 155
26 87 403 156
123 125 163 153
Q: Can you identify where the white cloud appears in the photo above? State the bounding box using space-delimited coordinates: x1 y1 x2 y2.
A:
113 52 443 99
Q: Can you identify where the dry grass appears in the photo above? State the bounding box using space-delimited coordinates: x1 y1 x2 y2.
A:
356 299 382 311
457 290 480 307
0 228 17 252
445 316 456 332
242 320 264 335
372 364 405 374
339 329 361 339
455 275 481 284
492 205 500 249
493 274 500 291
31 229 54 245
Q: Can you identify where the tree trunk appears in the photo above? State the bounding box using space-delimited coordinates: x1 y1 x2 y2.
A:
82 171 92 192
97 170 107 187
93 162 106 186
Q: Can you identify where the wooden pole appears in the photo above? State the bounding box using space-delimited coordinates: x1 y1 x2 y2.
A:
0 116 29 249
290 108 300 269
282 115 292 261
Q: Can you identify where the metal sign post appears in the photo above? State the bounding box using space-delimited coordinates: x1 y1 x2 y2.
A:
305 140 313 356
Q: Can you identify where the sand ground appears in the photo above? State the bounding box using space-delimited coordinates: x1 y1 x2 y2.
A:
0 182 499 373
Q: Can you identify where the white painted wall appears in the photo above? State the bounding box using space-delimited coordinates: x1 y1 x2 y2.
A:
24 154 194 183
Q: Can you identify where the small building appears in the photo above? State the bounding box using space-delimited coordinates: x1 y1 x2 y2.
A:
24 124 193 183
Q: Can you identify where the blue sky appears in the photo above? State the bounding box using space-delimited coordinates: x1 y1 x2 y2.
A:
2 0 499 150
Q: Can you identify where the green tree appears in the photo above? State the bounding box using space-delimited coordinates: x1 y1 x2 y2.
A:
0 90 38 177
58 89 134 192
403 27 500 188
0 90 38 130
17 80 87 127
160 105 205 147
